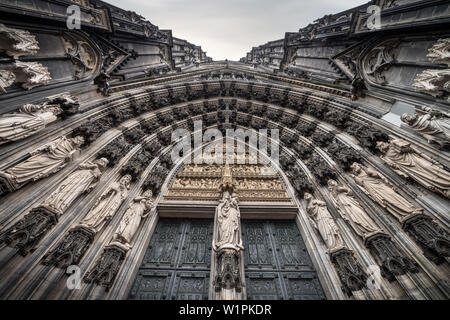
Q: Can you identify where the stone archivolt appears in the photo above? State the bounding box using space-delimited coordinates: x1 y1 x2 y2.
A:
0 3 449 301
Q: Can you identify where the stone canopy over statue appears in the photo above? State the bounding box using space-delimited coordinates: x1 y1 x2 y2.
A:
401 107 450 148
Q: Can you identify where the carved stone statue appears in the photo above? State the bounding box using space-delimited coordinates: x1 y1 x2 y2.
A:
112 189 155 248
327 180 382 239
0 103 63 145
79 175 131 233
350 163 423 223
7 61 51 90
0 135 84 192
40 158 109 216
401 107 450 148
376 140 450 198
214 191 243 251
304 192 345 252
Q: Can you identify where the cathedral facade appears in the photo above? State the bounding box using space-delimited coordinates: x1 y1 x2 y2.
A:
0 0 449 300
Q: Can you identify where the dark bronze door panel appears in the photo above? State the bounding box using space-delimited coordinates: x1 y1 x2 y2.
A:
242 220 326 300
129 219 213 300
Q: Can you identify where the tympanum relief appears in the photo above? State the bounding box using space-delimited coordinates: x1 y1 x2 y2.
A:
165 160 290 202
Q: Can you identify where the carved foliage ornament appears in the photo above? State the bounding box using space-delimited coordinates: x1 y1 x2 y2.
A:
0 24 39 58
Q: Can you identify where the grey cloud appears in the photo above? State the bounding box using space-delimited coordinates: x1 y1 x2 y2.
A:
106 0 368 60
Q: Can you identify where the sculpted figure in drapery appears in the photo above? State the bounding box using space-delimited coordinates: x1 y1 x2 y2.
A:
0 135 84 193
40 158 109 216
401 107 450 148
350 163 423 223
0 103 62 145
112 190 155 249
327 179 382 239
304 192 345 252
79 175 131 233
214 191 243 251
376 140 450 198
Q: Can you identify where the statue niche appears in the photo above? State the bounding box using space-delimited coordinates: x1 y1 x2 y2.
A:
42 175 131 268
0 104 62 145
40 158 109 216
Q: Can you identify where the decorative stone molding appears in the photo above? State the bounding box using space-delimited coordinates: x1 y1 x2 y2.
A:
362 40 399 85
403 214 450 265
427 38 450 67
11 61 51 90
42 225 95 268
365 233 419 282
0 206 58 256
84 243 128 290
413 69 450 98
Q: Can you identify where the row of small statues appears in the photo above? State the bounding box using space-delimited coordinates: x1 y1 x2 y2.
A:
308 164 424 253
1 132 448 201
1 155 154 252
171 177 284 190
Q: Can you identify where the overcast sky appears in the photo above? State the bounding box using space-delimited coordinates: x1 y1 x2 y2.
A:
106 0 368 61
